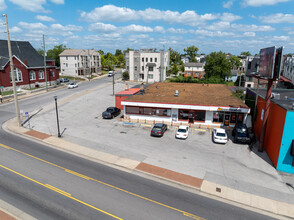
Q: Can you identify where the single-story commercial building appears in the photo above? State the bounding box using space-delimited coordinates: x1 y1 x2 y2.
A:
246 88 294 174
122 83 250 127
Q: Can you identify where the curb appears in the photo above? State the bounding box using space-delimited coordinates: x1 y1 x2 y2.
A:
3 122 294 218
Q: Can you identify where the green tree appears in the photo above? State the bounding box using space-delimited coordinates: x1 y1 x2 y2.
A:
116 54 125 67
229 56 242 69
36 48 44 56
183 46 199 62
240 51 252 56
47 44 67 67
123 48 132 55
122 71 129 80
98 49 104 55
115 49 123 57
204 51 231 80
169 48 181 65
101 52 117 70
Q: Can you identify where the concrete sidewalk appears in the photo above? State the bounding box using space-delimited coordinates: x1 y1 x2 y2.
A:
2 79 294 219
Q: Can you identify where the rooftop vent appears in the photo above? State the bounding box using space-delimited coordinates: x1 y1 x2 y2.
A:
271 93 280 100
125 83 129 91
285 96 288 100
174 90 179 97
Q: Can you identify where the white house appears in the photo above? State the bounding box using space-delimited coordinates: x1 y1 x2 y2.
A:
59 49 101 77
125 49 170 83
184 63 205 78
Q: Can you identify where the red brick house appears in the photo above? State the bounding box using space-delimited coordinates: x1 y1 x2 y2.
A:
0 40 59 91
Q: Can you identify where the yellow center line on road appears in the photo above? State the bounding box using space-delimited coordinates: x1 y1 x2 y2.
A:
0 143 206 220
0 164 123 220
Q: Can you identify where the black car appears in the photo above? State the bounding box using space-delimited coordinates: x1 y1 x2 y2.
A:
232 123 251 144
60 78 70 83
150 123 167 137
102 107 121 119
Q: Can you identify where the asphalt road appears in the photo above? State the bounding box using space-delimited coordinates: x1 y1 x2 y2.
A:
0 75 276 220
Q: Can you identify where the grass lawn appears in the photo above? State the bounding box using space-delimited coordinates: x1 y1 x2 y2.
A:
2 90 21 96
60 76 86 81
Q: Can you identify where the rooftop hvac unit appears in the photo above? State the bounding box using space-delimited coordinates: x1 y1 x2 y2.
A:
174 90 179 97
271 93 280 99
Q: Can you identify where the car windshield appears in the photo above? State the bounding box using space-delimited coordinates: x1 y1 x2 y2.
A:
178 129 186 133
70 83 74 85
236 128 247 134
216 133 226 137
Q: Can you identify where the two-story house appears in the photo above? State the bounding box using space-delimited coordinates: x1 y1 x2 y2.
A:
125 49 170 83
59 49 101 77
184 63 205 79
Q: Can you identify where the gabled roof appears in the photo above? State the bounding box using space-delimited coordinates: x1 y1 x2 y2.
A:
59 49 100 56
0 56 9 69
0 40 46 68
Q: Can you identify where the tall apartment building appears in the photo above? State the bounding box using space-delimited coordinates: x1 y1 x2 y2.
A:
59 49 101 76
125 50 170 83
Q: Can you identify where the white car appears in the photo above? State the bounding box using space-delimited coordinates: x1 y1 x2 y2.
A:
67 82 78 89
212 128 228 144
175 126 189 139
108 71 114 77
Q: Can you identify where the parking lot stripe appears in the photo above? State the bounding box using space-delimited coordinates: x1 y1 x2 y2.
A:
141 124 152 127
194 129 206 132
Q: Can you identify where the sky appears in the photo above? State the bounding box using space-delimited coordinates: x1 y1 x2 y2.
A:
0 0 293 55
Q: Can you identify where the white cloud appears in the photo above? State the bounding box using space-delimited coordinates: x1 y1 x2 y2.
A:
223 0 234 8
35 15 55 22
9 0 47 12
206 21 231 31
242 0 289 7
50 0 64 4
231 24 274 31
124 24 153 33
167 28 187 34
80 5 220 26
50 24 83 32
154 26 165 33
88 23 117 32
259 13 294 23
0 0 7 11
194 29 235 37
19 21 47 29
220 13 242 22
243 32 256 37
10 26 22 33
289 31 294 35
272 35 290 41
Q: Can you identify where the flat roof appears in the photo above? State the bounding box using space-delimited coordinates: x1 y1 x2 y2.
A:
115 88 140 96
125 82 248 108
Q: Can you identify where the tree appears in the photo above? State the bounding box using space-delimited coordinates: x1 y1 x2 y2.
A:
123 48 132 55
229 56 242 70
169 48 181 65
115 49 122 57
36 48 44 56
98 49 104 55
240 51 252 56
47 44 67 67
183 46 199 62
204 51 231 80
116 54 125 67
122 71 129 80
101 52 117 70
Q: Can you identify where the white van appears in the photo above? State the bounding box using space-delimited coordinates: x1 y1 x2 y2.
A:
108 71 114 77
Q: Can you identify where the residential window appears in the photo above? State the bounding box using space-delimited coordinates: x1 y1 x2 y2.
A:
142 57 144 62
66 63 68 67
10 68 23 82
148 74 153 79
155 58 157 62
75 56 76 60
146 58 148 62
75 64 77 67
135 66 138 71
148 66 154 71
66 56 68 60
127 66 129 70
51 71 55 77
142 66 144 71
150 58 153 62
39 70 44 79
29 70 36 80
134 57 138 62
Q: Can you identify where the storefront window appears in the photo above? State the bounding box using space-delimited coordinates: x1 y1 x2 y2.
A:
179 110 189 120
126 106 171 116
230 114 237 123
213 112 224 123
237 114 244 123
194 111 205 121
126 106 140 114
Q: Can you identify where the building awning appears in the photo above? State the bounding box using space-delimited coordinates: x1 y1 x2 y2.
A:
146 63 156 67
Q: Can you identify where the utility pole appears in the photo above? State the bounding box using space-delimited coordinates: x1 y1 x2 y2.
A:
3 14 21 126
112 65 115 95
43 34 48 91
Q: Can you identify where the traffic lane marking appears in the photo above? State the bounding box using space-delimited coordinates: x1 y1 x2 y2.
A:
0 164 122 220
0 143 206 220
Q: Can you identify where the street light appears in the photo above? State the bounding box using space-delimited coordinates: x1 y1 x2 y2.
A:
54 96 61 137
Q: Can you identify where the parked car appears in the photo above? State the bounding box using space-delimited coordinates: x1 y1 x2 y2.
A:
150 123 167 137
212 128 228 144
102 107 121 119
67 82 78 89
175 126 189 139
232 123 251 144
108 71 114 77
60 78 70 83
